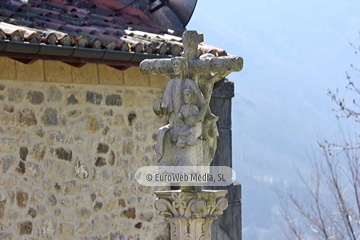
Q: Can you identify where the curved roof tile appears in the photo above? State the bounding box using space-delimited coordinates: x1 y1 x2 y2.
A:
0 0 227 58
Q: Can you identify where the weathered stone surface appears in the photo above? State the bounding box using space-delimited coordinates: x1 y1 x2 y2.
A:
122 139 134 155
31 142 46 161
134 222 142 229
2 155 16 173
94 201 103 211
0 138 19 153
36 217 57 239
45 159 68 180
108 150 115 166
75 161 89 179
7 209 18 220
95 157 106 167
101 169 110 180
58 222 74 240
105 94 122 106
3 104 14 113
97 143 109 154
47 193 57 206
67 109 82 118
17 109 37 127
46 131 66 145
28 207 37 218
16 189 29 208
42 108 59 126
93 213 111 234
63 180 76 195
76 221 92 235
55 148 72 161
87 116 102 134
0 232 10 240
127 112 136 126
0 194 6 219
20 146 29 161
0 113 15 126
86 91 103 105
48 86 62 102
6 126 21 136
77 206 92 219
26 162 40 178
92 183 113 199
140 212 153 222
27 91 44 105
5 174 18 189
19 221 32 235
33 189 45 202
72 194 91 207
110 231 125 240
33 126 45 137
118 199 126 208
16 161 25 174
121 208 135 219
8 88 24 102
102 126 110 135
42 178 52 191
67 94 79 105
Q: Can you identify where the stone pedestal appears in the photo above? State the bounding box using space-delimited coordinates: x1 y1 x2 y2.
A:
154 190 228 240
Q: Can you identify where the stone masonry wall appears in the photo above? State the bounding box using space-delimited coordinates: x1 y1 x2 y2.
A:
0 62 171 239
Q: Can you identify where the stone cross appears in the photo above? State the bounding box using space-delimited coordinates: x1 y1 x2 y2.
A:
140 30 243 240
140 30 243 167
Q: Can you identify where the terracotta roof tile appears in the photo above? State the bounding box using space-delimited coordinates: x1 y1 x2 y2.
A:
0 0 227 59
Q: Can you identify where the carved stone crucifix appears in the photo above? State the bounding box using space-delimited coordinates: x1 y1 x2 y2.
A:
140 30 243 167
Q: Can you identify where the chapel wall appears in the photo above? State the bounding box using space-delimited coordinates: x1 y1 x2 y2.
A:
0 56 171 239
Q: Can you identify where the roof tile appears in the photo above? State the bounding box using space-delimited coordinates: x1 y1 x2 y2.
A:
0 0 227 59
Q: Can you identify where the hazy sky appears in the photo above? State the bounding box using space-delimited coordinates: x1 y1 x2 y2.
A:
187 1 360 239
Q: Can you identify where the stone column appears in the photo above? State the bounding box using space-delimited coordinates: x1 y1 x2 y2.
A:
154 190 228 240
209 79 242 240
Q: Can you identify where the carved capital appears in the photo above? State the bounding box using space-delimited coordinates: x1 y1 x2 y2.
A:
154 190 228 240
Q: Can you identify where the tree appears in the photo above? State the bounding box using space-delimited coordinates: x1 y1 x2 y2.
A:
276 39 360 240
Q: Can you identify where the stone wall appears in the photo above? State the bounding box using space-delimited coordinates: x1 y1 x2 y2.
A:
0 62 171 239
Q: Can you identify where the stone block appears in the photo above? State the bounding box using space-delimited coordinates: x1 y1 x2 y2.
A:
123 67 149 86
8 88 24 102
0 195 6 219
86 91 103 105
98 64 123 85
72 63 98 84
76 221 92 236
149 74 170 89
17 108 37 127
18 220 33 235
0 57 16 80
16 189 29 208
27 90 45 105
47 86 63 102
45 159 68 181
109 231 125 240
58 222 75 240
16 60 44 82
76 206 92 219
42 108 59 126
121 207 135 219
105 94 122 106
0 138 19 153
55 148 72 162
44 61 72 83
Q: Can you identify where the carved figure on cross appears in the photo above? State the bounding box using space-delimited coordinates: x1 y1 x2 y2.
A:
140 30 243 167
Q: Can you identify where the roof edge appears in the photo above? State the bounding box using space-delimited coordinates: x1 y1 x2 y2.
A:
0 40 172 67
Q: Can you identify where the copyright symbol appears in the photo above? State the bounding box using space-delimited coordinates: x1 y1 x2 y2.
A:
146 174 152 181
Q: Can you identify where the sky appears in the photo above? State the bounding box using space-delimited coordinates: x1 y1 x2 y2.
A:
187 1 360 239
